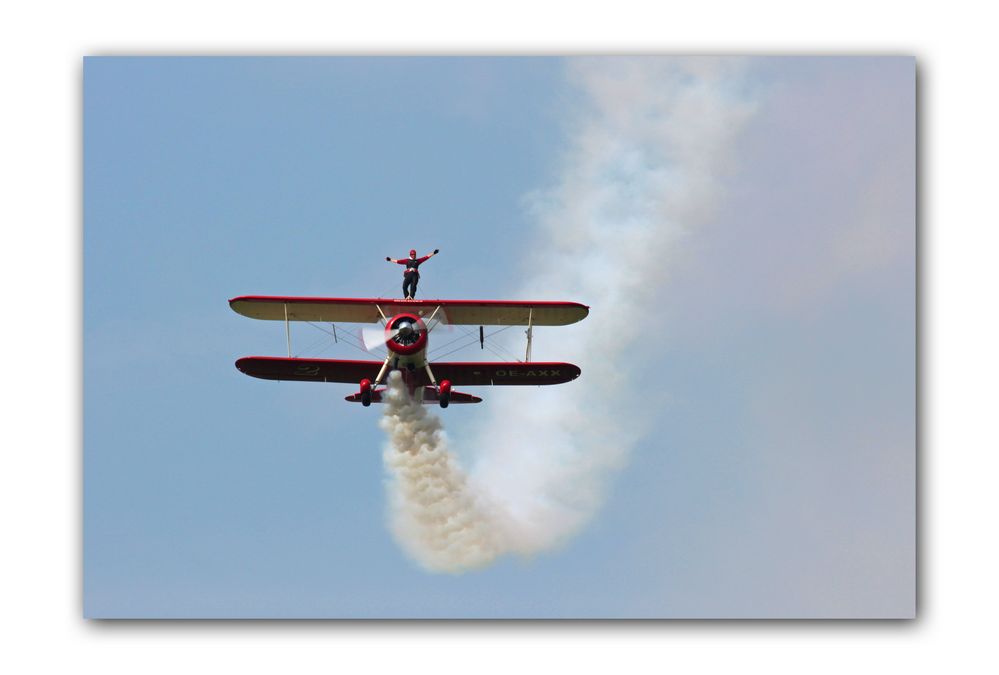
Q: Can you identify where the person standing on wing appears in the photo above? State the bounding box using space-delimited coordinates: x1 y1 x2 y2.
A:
386 248 439 299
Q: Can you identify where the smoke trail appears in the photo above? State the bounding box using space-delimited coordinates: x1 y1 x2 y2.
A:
380 371 503 572
382 57 757 571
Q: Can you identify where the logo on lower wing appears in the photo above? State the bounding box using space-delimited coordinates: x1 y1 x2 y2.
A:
494 369 560 378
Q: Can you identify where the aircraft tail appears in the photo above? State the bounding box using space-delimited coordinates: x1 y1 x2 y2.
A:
345 386 481 405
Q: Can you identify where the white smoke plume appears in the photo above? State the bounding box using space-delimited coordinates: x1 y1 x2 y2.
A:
381 57 757 572
380 371 505 572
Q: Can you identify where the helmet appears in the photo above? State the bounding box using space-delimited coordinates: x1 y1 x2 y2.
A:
409 249 417 257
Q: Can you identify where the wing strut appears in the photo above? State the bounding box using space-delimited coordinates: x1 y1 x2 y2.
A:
425 304 443 331
424 362 438 388
373 355 392 388
525 307 533 362
284 303 291 357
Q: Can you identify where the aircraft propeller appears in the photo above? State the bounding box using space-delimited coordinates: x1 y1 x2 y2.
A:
361 320 419 351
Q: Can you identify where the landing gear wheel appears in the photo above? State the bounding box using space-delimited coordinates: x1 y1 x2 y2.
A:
438 379 451 408
360 378 372 407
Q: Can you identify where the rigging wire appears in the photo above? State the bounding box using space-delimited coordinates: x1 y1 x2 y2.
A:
297 337 337 360
374 278 401 302
425 328 477 355
464 322 523 361
293 330 336 358
427 323 518 361
430 339 483 361
303 320 377 358
447 323 520 363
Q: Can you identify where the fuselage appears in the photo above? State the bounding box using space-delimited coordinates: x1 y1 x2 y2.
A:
383 312 430 395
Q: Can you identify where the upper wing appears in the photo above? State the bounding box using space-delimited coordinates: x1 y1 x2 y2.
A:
230 297 386 323
235 356 580 386
229 296 588 326
432 300 588 326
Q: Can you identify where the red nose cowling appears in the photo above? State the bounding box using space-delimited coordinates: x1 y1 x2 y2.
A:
385 313 427 356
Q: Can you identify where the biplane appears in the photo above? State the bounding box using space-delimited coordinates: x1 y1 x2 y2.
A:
230 296 588 407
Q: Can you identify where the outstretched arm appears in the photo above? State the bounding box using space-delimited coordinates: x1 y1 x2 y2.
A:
386 256 406 264
417 249 440 264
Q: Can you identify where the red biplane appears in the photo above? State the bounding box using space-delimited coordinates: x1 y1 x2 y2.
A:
230 296 588 407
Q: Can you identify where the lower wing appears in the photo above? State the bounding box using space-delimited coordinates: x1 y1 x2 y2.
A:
235 357 580 386
235 357 382 383
429 361 580 386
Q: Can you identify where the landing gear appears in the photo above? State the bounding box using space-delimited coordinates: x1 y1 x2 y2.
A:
438 379 452 408
359 378 372 407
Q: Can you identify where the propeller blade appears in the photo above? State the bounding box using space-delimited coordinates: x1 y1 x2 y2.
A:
362 326 398 351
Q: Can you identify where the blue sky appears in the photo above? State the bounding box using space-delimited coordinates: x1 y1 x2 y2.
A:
84 56 914 618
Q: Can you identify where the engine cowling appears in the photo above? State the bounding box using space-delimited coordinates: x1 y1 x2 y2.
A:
385 313 428 355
